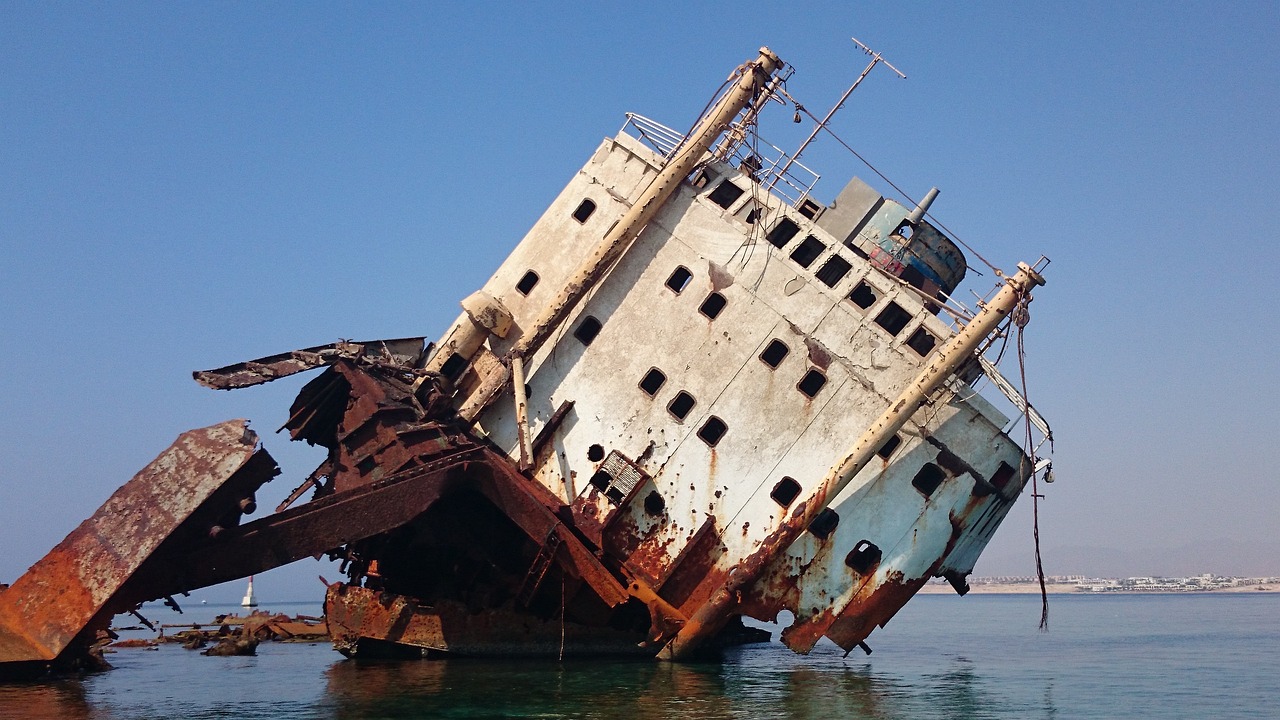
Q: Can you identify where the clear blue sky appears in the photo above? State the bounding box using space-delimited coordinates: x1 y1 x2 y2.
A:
2 2 1277 604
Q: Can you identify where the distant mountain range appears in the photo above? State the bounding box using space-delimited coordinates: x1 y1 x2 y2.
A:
974 536 1280 578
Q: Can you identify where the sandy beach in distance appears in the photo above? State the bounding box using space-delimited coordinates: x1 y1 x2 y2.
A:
916 581 1280 595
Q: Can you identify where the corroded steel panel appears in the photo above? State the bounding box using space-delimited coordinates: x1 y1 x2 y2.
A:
0 420 275 667
326 585 648 657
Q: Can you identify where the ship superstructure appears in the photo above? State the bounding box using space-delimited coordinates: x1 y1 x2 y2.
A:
0 46 1051 676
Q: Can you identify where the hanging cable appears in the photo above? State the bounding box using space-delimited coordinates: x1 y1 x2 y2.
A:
1012 288 1049 631
779 95 1000 278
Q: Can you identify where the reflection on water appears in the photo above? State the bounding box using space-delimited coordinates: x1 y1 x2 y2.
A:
0 644 1062 720
0 678 92 720
3 595 1278 719
318 645 1046 720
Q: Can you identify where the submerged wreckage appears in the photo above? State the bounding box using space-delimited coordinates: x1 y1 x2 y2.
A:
0 45 1052 677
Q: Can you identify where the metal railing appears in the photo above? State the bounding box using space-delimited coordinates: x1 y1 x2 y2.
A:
619 113 821 208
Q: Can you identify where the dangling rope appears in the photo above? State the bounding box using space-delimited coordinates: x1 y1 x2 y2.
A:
1013 289 1049 631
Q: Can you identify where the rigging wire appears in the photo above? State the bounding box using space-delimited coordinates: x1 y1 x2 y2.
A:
1013 290 1050 631
779 93 999 278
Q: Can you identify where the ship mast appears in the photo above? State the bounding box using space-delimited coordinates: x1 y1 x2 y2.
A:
453 48 788 423
771 38 905 197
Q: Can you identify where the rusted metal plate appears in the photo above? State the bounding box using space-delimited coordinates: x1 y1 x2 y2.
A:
0 420 276 670
325 584 648 657
194 337 427 390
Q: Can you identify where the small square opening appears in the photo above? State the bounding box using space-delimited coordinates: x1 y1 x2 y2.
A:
708 180 745 209
808 508 840 540
766 218 801 248
516 270 539 295
815 255 853 287
697 416 727 447
789 236 827 268
797 369 827 398
666 266 693 294
574 316 603 346
874 301 912 336
639 368 666 396
912 463 946 497
848 281 878 309
844 540 882 574
759 339 789 368
906 326 937 357
876 434 902 460
572 199 597 223
797 198 822 219
440 352 468 381
770 477 801 507
990 462 1017 491
667 391 696 421
699 292 727 320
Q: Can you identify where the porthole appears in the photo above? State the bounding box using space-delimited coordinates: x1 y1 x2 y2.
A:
770 477 801 507
639 368 666 396
697 416 727 447
667 391 696 421
699 292 727 320
759 340 789 368
516 270 539 295
666 266 693 294
572 199 596 223
797 369 827 398
574 316 603 346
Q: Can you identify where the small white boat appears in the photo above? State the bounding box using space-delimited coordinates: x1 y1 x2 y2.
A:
241 576 258 608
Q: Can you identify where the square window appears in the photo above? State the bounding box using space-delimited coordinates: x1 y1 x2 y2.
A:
574 316 603 346
789 235 826 268
699 292 727 320
874 301 912 336
912 463 946 497
516 270 539 295
815 255 852 287
667 391 695 421
808 508 840 539
639 368 666 396
848 281 878 309
572 199 596 223
797 369 827 398
697 416 727 447
759 339 789 368
666 266 693 294
770 477 801 507
797 198 822 219
707 180 745 209
844 540 882 573
876 434 902 460
906 326 937 357
990 462 1016 491
440 352 467 380
766 218 800 248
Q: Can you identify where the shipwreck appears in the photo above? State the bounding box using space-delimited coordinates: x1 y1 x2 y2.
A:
0 44 1052 678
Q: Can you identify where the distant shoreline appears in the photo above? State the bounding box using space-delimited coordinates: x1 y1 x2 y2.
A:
918 582 1280 595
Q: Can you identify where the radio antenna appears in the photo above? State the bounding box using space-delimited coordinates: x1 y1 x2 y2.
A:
773 38 905 185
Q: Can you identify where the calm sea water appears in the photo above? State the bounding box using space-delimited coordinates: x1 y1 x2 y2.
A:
1 593 1276 719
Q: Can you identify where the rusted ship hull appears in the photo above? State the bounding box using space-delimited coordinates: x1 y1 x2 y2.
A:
1 46 1051 677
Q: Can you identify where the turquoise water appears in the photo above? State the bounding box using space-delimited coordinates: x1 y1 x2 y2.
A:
1 593 1277 719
